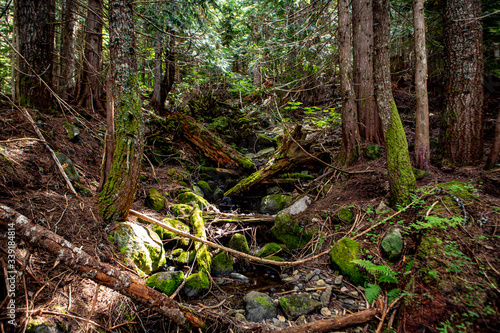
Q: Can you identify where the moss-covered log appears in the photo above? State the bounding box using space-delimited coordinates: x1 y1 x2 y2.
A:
225 125 315 196
189 207 212 273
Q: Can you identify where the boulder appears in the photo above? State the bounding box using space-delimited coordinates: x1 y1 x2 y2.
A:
146 271 185 296
381 227 403 262
329 238 365 286
257 243 282 258
260 194 292 215
169 203 194 216
243 291 278 322
144 188 166 211
281 196 312 216
153 218 190 247
178 190 210 210
278 294 322 320
271 211 314 249
228 233 250 254
183 271 209 298
55 152 79 182
211 251 233 277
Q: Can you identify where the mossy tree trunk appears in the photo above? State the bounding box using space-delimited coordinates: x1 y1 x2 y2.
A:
150 30 175 116
16 0 55 111
338 0 361 165
98 0 144 222
373 0 416 206
441 0 484 166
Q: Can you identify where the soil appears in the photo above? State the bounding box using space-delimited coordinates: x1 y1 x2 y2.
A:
0 89 499 333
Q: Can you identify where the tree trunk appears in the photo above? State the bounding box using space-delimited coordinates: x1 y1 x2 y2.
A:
150 31 175 116
413 0 430 171
441 0 484 166
373 0 416 206
0 205 206 329
353 0 382 144
98 0 144 222
150 33 163 112
59 0 76 99
79 0 104 111
485 108 500 170
16 0 55 112
338 0 360 165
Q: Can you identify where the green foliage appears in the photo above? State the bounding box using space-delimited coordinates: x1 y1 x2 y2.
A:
365 283 381 303
352 259 398 284
411 215 464 230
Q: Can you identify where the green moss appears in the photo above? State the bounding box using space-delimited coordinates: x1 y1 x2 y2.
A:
365 144 383 160
329 238 365 286
190 207 212 273
154 218 190 247
260 194 292 214
271 211 313 249
170 204 194 216
265 256 284 262
178 191 210 210
278 173 315 180
436 181 478 202
197 180 212 193
256 295 274 308
211 251 234 276
228 233 250 254
257 243 282 257
185 271 209 290
145 188 166 211
334 207 354 224
224 169 263 196
176 250 195 265
146 271 185 296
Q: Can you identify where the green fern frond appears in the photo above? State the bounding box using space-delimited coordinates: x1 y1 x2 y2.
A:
365 283 381 303
387 288 401 304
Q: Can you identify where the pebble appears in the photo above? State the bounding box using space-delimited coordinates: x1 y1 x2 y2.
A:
292 270 299 275
294 286 300 291
334 275 343 284
316 279 326 287
293 274 301 280
310 275 319 282
234 313 246 321
320 286 333 307
230 273 249 282
278 315 286 322
340 286 349 293
350 291 359 297
305 271 316 281
314 269 321 275
321 307 332 316
297 283 304 289
296 315 307 325
282 277 296 284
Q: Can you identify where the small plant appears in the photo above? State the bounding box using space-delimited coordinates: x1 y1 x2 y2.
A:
352 259 399 303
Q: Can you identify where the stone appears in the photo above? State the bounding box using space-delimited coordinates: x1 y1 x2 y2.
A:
316 279 326 287
183 271 209 298
365 144 382 160
178 190 210 210
146 271 184 296
320 286 333 307
260 194 292 215
381 227 403 262
295 315 307 325
55 152 79 182
112 222 166 276
169 204 194 216
243 291 278 322
329 238 365 286
305 271 316 282
257 242 282 258
197 180 212 198
63 122 80 142
333 207 354 224
211 251 234 277
152 218 190 247
279 294 322 320
228 233 250 254
192 185 205 198
281 196 312 216
342 299 358 311
234 313 246 321
213 187 224 202
230 272 249 282
145 188 166 211
334 275 343 285
282 276 297 284
321 307 332 316
272 211 315 249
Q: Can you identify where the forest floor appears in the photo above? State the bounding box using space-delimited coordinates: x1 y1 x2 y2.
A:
0 88 499 333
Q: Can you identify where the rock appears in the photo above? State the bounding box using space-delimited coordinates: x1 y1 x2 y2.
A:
183 271 209 298
281 196 312 216
169 204 194 216
144 188 166 211
230 272 249 282
365 144 382 160
314 269 321 275
146 271 184 296
282 276 296 284
213 187 225 202
257 242 282 258
260 194 292 215
340 286 349 293
192 185 205 198
112 222 166 276
278 315 286 322
305 271 316 282
376 201 392 214
63 122 80 142
234 313 246 321
329 238 365 286
178 190 210 210
272 211 315 249
316 279 326 287
334 207 354 224
334 275 343 285
243 291 278 322
267 186 281 195
228 233 250 254
152 218 190 247
279 294 322 320
320 286 333 307
255 147 276 159
55 152 79 182
295 315 307 325
211 251 234 277
381 227 403 262
197 180 212 198
26 323 63 333
321 307 332 316
342 298 358 311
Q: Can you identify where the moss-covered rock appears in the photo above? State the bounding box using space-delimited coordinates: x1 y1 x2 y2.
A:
170 203 194 216
192 185 205 198
168 168 188 182
260 194 292 214
329 238 365 286
63 121 80 142
333 207 354 224
257 243 282 258
211 251 234 276
174 250 195 266
145 188 166 211
184 271 209 298
190 207 212 273
279 294 322 320
146 271 185 296
154 218 190 247
381 227 403 262
112 222 166 276
365 144 383 160
55 152 79 182
197 180 212 197
243 291 278 322
228 233 249 254
178 191 210 210
271 211 314 249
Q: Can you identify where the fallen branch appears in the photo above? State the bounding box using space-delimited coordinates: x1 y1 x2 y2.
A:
272 308 380 333
130 209 327 267
0 205 205 330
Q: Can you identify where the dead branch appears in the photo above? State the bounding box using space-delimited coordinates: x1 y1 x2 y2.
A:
0 205 205 330
272 308 380 333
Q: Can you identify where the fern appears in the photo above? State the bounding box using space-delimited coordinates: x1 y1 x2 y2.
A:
352 259 399 283
387 288 401 303
365 283 381 303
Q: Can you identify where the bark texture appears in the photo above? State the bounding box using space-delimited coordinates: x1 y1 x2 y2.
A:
16 0 55 111
441 0 484 165
353 0 382 144
485 108 500 169
373 0 416 206
98 0 144 222
338 0 360 165
150 31 175 115
413 0 430 171
79 0 104 110
0 205 205 329
59 0 76 99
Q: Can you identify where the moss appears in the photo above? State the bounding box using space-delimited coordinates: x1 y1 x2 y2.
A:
145 188 166 211
256 295 275 308
184 271 209 293
74 183 93 197
260 194 292 214
224 169 263 196
55 152 80 182
63 122 80 141
334 207 354 224
146 271 185 296
271 211 313 249
170 204 194 216
228 233 250 254
265 256 284 262
365 144 383 160
436 181 478 202
190 207 212 273
176 250 195 265
257 243 282 258
329 238 365 286
197 180 212 194
211 251 234 276
178 191 210 210
154 218 190 247
278 173 315 180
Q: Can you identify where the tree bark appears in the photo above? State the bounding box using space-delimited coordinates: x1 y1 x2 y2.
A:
353 0 382 144
59 0 76 99
0 205 205 329
149 31 175 115
98 0 144 222
79 0 104 111
485 108 500 169
373 0 416 206
413 0 430 171
441 0 484 166
338 0 361 165
16 0 55 111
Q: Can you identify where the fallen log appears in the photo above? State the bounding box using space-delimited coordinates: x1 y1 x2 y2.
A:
272 308 380 333
225 125 315 196
0 205 206 330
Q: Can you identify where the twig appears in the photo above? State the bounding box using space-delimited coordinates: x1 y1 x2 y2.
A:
37 310 106 330
85 284 100 332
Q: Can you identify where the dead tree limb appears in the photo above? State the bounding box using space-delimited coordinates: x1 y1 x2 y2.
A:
272 308 380 333
0 205 205 330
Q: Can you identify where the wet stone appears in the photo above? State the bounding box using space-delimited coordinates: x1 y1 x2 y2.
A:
340 286 349 293
334 275 343 285
310 275 319 282
342 299 358 311
314 269 321 275
316 279 326 287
